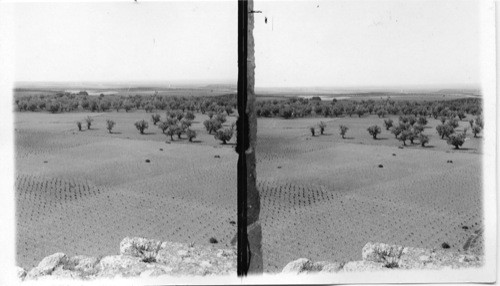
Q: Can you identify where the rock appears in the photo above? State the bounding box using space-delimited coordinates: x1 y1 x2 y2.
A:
378 164 383 168
145 159 151 163
26 252 68 280
392 153 396 156
441 242 451 249
16 266 27 280
282 258 314 274
98 255 148 278
214 155 220 158
342 261 386 272
320 262 343 273
120 237 162 259
159 148 163 151
362 242 404 263
67 255 100 276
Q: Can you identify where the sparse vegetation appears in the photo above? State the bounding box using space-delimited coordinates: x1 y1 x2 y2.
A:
318 121 326 135
310 126 316 137
446 133 466 149
214 127 233 144
186 129 197 142
151 113 161 125
85 116 93 130
339 125 348 139
419 133 429 147
134 120 149 134
383 119 393 130
106 119 115 133
367 125 381 139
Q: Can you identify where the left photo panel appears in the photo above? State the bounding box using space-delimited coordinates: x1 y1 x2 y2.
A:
10 1 238 282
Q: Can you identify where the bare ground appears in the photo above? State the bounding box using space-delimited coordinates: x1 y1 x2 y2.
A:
256 115 483 272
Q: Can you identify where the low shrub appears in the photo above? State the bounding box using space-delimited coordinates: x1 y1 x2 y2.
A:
367 125 381 139
339 125 348 139
134 120 149 134
106 119 115 133
318 121 326 135
85 116 93 129
151 113 161 125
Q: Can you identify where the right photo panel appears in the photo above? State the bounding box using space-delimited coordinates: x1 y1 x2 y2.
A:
251 0 495 281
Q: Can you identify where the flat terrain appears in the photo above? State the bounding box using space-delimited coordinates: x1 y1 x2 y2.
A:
15 111 237 269
256 115 483 271
15 109 483 273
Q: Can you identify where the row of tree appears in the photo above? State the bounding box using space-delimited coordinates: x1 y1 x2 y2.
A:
256 97 481 119
309 114 483 149
15 91 237 115
74 110 235 144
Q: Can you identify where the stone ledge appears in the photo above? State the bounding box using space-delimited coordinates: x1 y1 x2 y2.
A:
17 237 236 281
281 242 483 274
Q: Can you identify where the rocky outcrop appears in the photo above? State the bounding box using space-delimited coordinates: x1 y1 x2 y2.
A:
17 237 236 281
282 242 483 274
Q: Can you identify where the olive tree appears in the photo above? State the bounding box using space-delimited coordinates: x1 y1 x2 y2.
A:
367 125 381 139
151 113 161 125
106 119 115 133
186 129 197 142
447 133 466 149
85 116 93 129
214 128 233 144
339 125 348 139
383 119 393 130
134 120 149 134
318 121 326 135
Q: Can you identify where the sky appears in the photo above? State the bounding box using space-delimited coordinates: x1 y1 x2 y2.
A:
9 0 481 88
253 0 481 88
11 1 237 84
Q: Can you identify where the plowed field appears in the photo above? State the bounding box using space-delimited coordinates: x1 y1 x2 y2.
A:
15 111 237 269
256 116 483 272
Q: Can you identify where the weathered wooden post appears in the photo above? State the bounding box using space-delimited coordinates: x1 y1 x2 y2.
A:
237 0 262 276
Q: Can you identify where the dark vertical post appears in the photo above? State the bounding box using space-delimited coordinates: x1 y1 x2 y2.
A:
237 0 249 276
237 0 262 276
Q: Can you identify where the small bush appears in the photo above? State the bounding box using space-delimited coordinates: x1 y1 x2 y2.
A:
106 119 115 133
475 116 483 128
134 120 149 134
214 128 233 144
151 113 161 125
76 121 82 131
85 116 93 129
339 125 348 139
318 121 326 135
204 118 222 134
367 125 381 139
310 126 316 137
436 124 454 139
158 121 169 134
419 133 429 147
165 125 177 140
186 129 197 142
383 119 393 130
446 133 466 149
472 125 481 138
